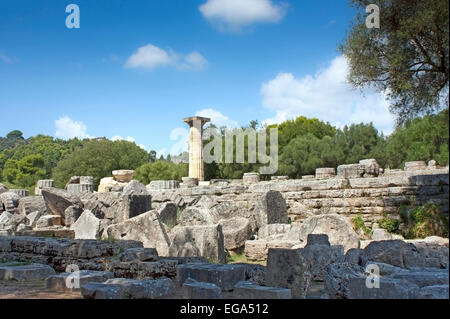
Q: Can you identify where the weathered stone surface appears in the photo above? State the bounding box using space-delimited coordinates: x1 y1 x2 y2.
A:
119 248 159 262
219 217 252 251
169 224 226 263
371 228 392 241
35 180 54 195
123 180 149 196
182 278 223 299
182 177 198 187
404 161 427 171
337 164 364 179
46 270 114 291
98 177 120 193
104 210 170 256
81 192 150 224
233 281 291 299
0 262 56 281
315 168 336 179
0 211 13 229
324 262 420 299
179 206 216 226
157 203 177 227
359 159 380 177
112 170 135 183
391 269 449 287
0 183 8 195
148 180 180 190
10 189 30 197
344 248 363 264
41 188 83 225
98 277 174 299
419 285 449 299
253 191 288 229
299 214 360 252
17 196 47 216
258 224 300 241
67 184 94 194
65 176 94 189
70 210 101 239
35 215 62 228
266 248 312 299
13 229 75 239
0 191 20 212
177 263 246 291
64 205 84 226
360 240 439 269
105 259 177 279
81 283 123 299
243 172 260 185
301 239 345 281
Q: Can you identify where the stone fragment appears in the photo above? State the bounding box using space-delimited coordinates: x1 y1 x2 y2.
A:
64 205 84 226
315 168 336 179
35 180 54 195
67 184 94 194
243 172 260 185
404 161 427 171
0 263 56 281
10 189 30 197
233 281 291 299
337 164 364 179
35 215 62 228
17 196 47 216
182 177 198 187
176 263 246 291
219 217 252 251
103 277 174 299
157 203 177 227
0 191 20 212
104 210 170 255
81 283 123 299
169 224 226 263
70 210 101 239
119 248 159 262
182 278 223 299
123 180 149 196
359 159 380 177
419 285 449 299
299 214 360 252
41 188 83 225
112 170 135 183
266 248 312 299
371 228 392 241
148 180 180 190
46 270 114 291
253 190 288 229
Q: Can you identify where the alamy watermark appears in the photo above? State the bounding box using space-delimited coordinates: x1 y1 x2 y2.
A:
365 263 380 288
366 4 380 29
65 264 81 289
65 4 80 29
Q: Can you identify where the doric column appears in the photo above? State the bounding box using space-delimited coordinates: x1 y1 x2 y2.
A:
183 116 211 181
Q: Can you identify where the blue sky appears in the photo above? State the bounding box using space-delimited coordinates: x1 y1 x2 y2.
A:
0 0 395 156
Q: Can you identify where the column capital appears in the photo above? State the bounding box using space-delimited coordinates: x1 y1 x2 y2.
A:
182 116 211 127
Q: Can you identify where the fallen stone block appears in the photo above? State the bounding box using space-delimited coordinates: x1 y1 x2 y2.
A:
46 270 114 291
390 269 449 288
105 277 174 299
299 214 360 252
419 285 449 299
104 210 170 256
266 248 312 299
177 263 246 291
70 210 101 239
18 196 47 216
0 262 56 281
41 188 83 225
233 281 291 299
119 248 159 262
81 282 123 299
253 191 288 229
35 215 62 228
182 278 223 299
220 217 252 251
169 224 226 263
157 203 177 227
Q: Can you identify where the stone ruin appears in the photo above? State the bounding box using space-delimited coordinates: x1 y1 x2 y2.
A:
0 158 448 299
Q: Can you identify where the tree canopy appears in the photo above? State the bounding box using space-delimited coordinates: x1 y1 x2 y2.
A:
340 0 449 123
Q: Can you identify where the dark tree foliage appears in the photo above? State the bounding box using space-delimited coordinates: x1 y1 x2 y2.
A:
340 0 449 123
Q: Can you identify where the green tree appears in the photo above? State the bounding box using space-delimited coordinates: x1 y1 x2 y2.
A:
52 139 148 188
135 161 187 184
340 0 449 122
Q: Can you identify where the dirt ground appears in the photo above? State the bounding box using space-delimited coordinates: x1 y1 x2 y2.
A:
0 279 326 299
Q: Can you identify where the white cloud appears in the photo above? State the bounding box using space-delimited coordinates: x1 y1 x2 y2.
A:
184 51 208 69
0 52 11 63
111 136 147 150
195 108 239 128
55 117 92 139
125 44 207 71
260 55 395 134
199 0 287 31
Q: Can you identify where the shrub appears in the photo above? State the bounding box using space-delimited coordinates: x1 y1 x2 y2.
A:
401 203 449 239
351 215 372 236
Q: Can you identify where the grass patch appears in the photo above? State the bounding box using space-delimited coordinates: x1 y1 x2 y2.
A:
400 203 449 239
351 215 372 236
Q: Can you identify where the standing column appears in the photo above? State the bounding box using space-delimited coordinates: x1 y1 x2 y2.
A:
183 116 211 181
